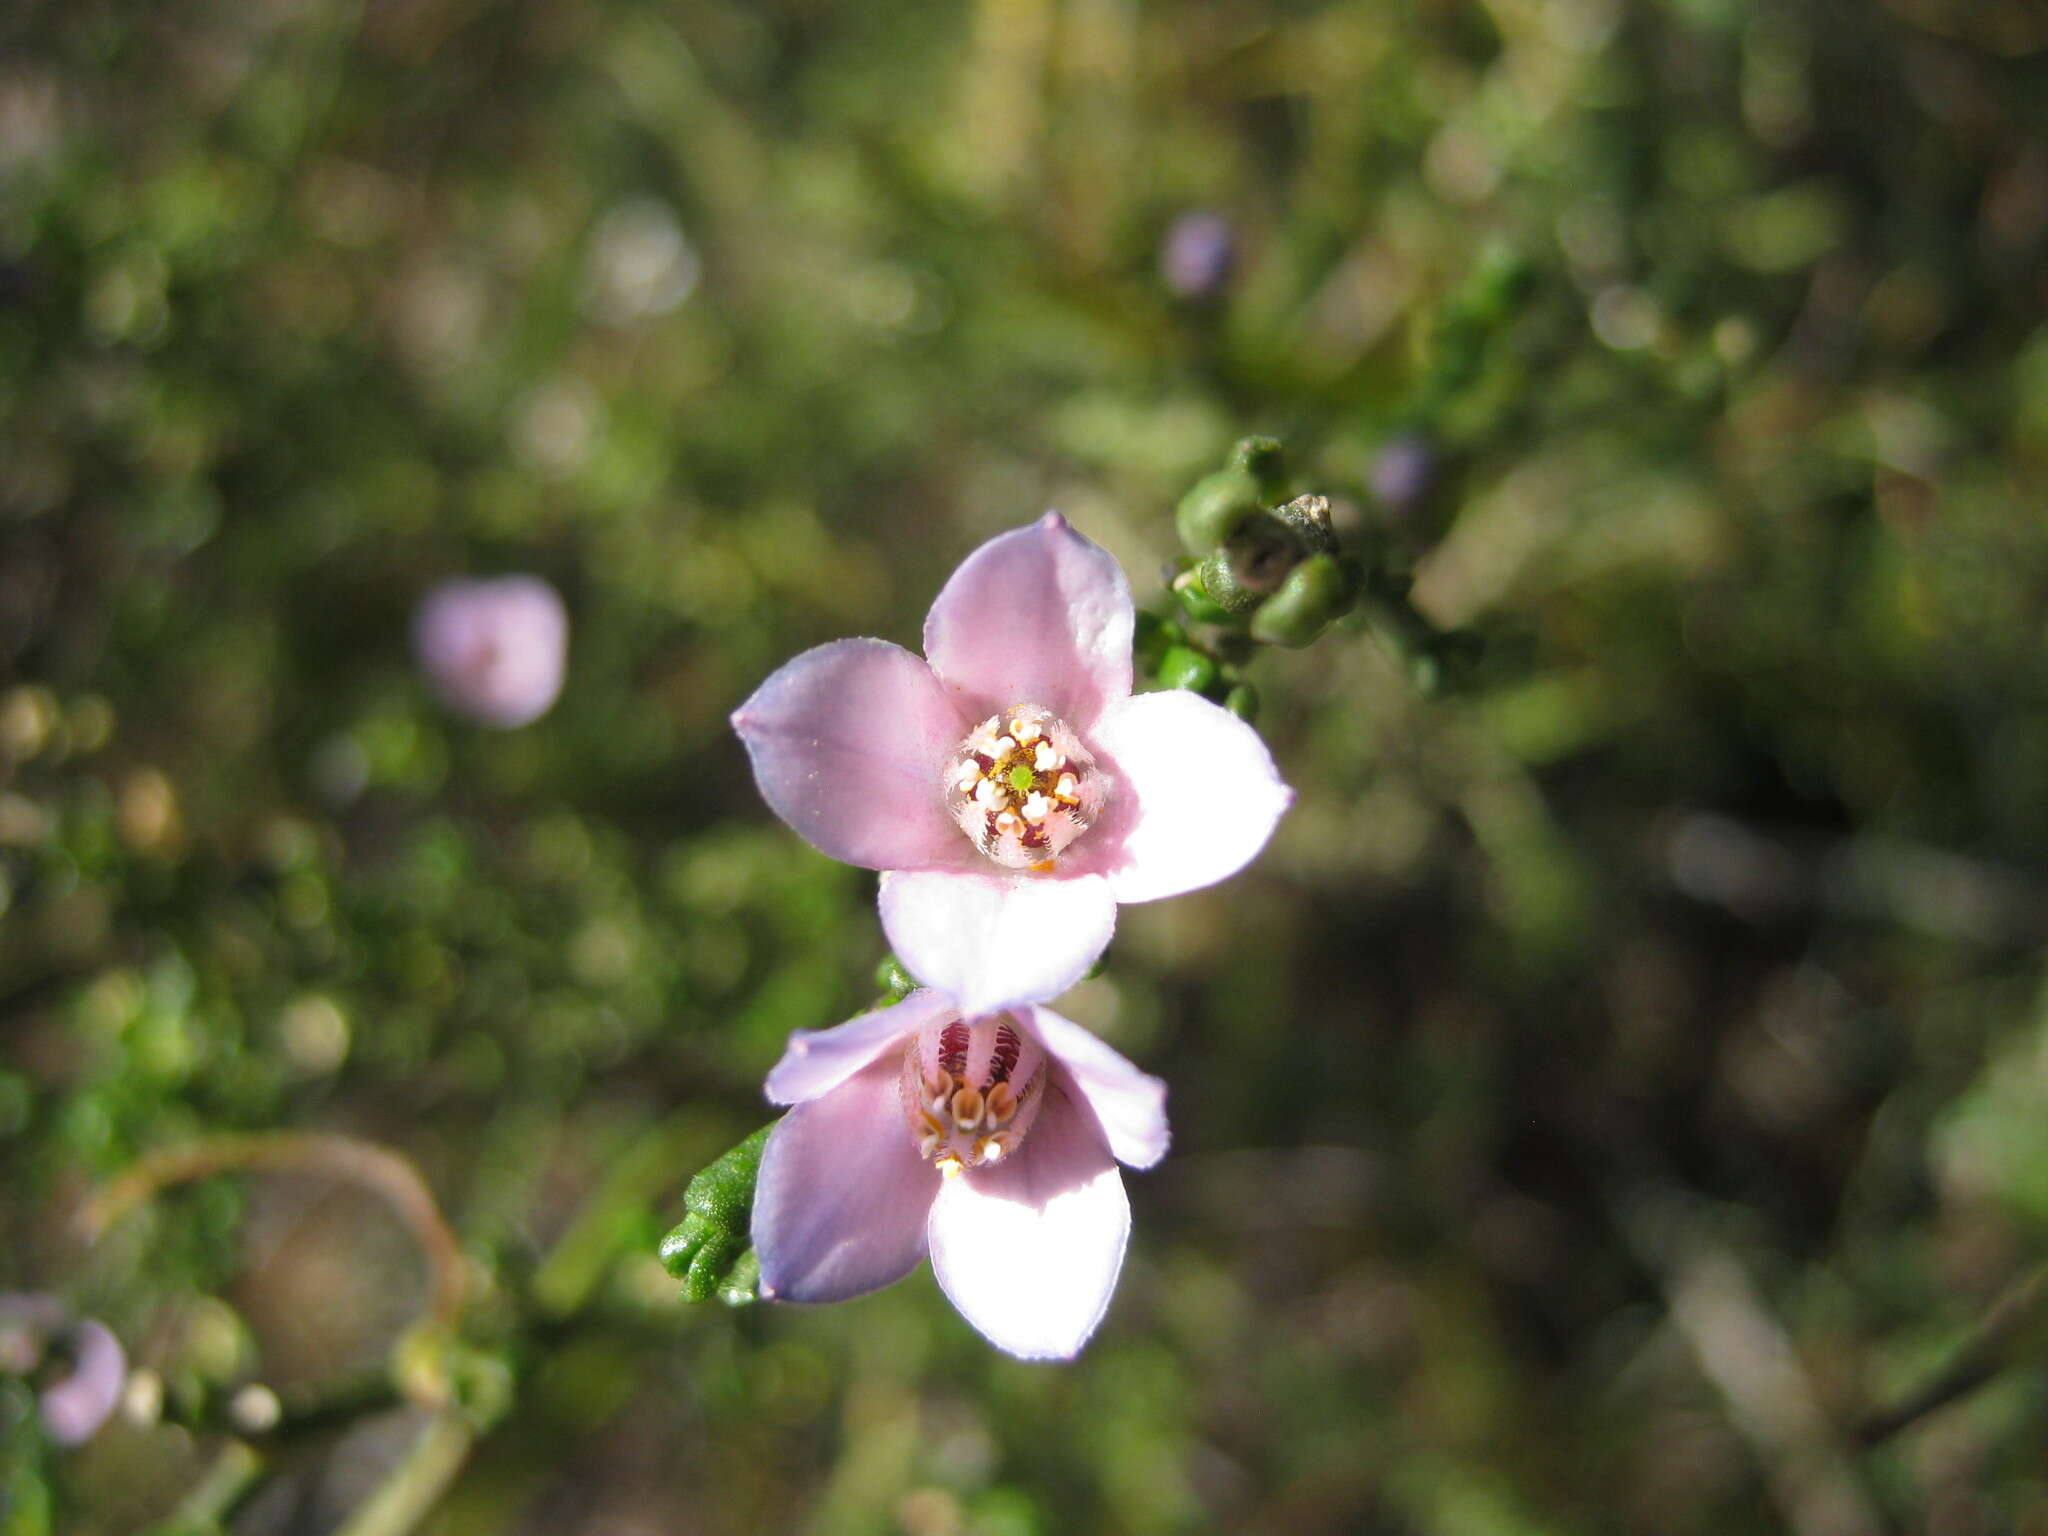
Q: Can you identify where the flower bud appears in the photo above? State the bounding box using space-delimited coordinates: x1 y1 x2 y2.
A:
1159 210 1237 301
1224 682 1259 721
1174 467 1264 554
1169 567 1235 625
1248 554 1357 648
1155 645 1219 694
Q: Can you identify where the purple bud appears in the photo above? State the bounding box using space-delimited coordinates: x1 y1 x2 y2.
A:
412 575 569 729
39 1319 126 1447
1368 433 1438 514
1160 211 1237 301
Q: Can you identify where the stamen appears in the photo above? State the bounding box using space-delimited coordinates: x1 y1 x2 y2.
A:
941 702 1104 870
951 1085 984 1131
902 1015 1048 1172
985 1080 1016 1125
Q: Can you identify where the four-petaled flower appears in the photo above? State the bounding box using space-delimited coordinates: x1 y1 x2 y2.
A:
751 987 1168 1358
732 514 1292 1016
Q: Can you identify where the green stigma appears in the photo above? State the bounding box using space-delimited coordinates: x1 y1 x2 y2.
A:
1008 764 1034 795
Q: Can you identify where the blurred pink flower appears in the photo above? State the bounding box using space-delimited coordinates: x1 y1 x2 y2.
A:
0 1295 126 1447
751 987 1167 1359
732 514 1292 1015
412 575 567 728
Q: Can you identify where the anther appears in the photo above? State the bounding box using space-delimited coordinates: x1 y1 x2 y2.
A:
985 1081 1016 1125
951 1086 984 1131
1033 741 1058 772
1021 792 1051 824
1053 771 1079 804
977 1132 1012 1163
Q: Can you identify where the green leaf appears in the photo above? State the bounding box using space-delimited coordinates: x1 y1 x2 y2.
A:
659 1124 774 1304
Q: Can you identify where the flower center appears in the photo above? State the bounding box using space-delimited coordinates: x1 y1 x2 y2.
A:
900 1013 1048 1177
943 704 1105 871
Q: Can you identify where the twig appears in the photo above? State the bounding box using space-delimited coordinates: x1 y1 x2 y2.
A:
1615 1184 1887 1536
332 1414 475 1536
1857 1265 2048 1446
82 1132 468 1340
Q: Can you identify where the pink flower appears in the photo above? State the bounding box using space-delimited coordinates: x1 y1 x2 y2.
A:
732 514 1292 1015
413 575 568 728
751 987 1168 1358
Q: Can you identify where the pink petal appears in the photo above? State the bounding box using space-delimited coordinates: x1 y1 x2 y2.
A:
1083 689 1293 903
39 1319 125 1447
732 638 971 872
879 868 1115 1018
752 1057 937 1304
765 989 956 1106
1021 1007 1169 1170
922 513 1134 730
413 575 568 729
926 1085 1130 1359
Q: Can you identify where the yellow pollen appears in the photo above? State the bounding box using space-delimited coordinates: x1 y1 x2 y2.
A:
1030 859 1055 872
935 1154 965 1179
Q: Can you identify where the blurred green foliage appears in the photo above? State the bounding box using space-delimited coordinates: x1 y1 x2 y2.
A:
4 0 2048 1530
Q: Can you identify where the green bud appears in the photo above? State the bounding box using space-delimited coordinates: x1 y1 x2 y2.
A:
1248 555 1356 648
1133 609 1182 669
1224 682 1259 721
1228 435 1287 498
1174 467 1264 554
1169 568 1235 625
660 1123 773 1304
1198 515 1304 614
873 955 916 1000
1155 645 1220 693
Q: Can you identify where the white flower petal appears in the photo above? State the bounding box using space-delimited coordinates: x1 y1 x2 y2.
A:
879 868 1115 1018
1084 689 1292 903
926 1086 1130 1359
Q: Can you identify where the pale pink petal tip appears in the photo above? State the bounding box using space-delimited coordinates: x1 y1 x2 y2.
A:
751 1057 938 1304
413 575 568 729
731 637 968 872
922 515 1135 728
1025 1007 1170 1170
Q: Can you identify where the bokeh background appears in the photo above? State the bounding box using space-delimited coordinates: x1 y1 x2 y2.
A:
5 0 2048 1530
